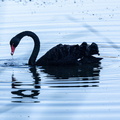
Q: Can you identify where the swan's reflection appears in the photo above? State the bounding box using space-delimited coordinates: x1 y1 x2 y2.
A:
11 67 41 103
41 62 101 88
11 62 101 102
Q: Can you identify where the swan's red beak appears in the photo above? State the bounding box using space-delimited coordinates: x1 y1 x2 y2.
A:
11 45 15 55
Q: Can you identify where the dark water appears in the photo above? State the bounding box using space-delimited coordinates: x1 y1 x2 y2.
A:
0 0 120 120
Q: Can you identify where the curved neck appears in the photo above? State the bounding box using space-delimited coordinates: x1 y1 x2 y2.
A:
16 31 40 65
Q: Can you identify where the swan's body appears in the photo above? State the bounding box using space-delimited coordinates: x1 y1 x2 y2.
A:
10 31 102 66
36 44 87 66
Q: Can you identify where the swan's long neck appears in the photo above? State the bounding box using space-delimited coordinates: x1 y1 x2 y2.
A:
17 31 40 65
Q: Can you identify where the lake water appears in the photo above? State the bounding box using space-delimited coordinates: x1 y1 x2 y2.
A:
0 0 120 120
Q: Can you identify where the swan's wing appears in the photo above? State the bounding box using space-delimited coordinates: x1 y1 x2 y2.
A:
36 44 82 66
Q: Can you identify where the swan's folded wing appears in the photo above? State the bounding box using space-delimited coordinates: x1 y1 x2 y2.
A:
36 44 81 66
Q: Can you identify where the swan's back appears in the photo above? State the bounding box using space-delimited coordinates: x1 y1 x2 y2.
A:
36 42 88 66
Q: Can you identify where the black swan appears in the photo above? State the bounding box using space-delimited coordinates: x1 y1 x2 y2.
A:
10 31 102 66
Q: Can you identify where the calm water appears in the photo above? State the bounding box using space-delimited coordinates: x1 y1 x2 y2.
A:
0 0 120 120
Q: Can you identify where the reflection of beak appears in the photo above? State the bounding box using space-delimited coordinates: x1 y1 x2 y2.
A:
11 45 15 55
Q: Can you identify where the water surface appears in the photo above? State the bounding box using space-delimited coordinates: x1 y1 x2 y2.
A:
0 0 120 120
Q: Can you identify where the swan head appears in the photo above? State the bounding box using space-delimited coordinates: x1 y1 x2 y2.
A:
10 36 20 55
